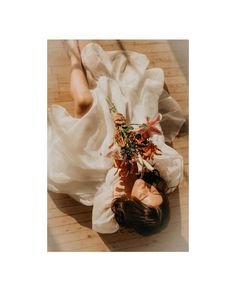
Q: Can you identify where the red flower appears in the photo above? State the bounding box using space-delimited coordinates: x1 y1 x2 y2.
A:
147 113 162 124
136 113 162 139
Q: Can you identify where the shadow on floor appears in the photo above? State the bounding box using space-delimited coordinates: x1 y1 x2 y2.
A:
48 191 93 228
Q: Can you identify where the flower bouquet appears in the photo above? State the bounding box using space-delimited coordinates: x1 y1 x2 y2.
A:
106 98 162 177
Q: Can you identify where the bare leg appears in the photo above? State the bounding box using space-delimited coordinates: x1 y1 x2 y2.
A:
76 40 98 89
64 40 93 118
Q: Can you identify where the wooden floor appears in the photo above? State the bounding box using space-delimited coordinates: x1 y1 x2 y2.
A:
47 40 189 251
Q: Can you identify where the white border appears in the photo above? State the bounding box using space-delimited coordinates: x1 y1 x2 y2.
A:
1 1 235 294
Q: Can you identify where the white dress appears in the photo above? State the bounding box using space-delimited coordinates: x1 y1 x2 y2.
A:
48 43 185 233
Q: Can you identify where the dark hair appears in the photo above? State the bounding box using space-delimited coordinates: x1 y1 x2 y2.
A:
111 170 170 235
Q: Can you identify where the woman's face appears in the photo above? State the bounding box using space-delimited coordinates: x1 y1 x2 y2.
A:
131 179 163 207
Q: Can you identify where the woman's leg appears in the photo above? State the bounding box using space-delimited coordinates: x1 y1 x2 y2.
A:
77 40 99 89
64 40 93 118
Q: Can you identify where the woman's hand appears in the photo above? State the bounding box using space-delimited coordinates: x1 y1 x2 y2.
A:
113 113 126 126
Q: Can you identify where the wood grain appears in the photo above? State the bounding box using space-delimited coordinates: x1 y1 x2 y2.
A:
47 40 189 252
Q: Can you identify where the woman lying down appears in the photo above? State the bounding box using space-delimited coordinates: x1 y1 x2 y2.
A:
48 40 185 235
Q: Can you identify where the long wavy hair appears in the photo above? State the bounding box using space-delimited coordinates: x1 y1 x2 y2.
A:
111 170 170 235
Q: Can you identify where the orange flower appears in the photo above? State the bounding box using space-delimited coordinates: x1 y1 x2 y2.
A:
141 143 158 160
114 129 125 147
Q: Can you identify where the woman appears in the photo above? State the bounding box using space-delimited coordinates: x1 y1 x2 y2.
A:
48 40 184 235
